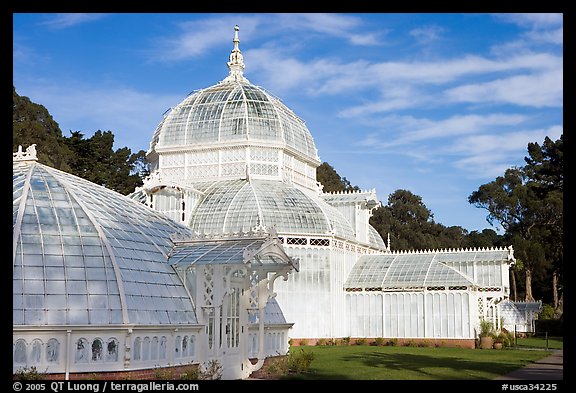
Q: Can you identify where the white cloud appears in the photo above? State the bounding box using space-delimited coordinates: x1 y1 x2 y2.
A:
409 25 446 44
276 13 386 46
39 13 109 29
332 52 561 117
152 13 385 63
359 113 528 150
526 27 563 45
490 13 563 54
444 69 563 108
494 13 563 29
449 125 563 178
154 15 263 61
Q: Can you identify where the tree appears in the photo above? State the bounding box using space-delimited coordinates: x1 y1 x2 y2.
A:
524 135 563 314
469 135 563 305
371 189 436 250
464 229 502 248
13 86 73 171
316 162 359 193
64 130 148 195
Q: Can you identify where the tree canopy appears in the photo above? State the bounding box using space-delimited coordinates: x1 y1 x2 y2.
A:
316 162 360 193
469 135 563 310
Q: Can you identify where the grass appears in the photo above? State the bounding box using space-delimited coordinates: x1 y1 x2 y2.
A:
281 345 555 380
515 336 563 350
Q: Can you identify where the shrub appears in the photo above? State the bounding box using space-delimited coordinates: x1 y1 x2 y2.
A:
298 339 308 346
287 348 315 374
265 356 289 378
539 304 555 320
179 365 200 380
355 338 366 346
417 339 431 347
479 319 495 337
316 338 327 346
200 359 222 380
13 366 45 380
386 338 398 346
341 337 351 346
373 337 385 346
154 368 176 380
403 339 417 347
495 331 514 347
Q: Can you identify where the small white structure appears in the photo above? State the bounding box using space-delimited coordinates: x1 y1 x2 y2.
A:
500 300 543 334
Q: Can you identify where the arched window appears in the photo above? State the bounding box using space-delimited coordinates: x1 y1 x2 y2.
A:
151 337 159 360
75 338 89 363
175 336 182 358
14 339 27 364
142 337 150 361
106 338 118 362
189 335 196 357
159 336 167 360
31 339 42 364
46 339 60 363
133 337 142 361
182 336 189 357
91 338 103 362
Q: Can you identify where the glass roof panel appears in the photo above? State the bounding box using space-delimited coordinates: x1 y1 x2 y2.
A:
13 161 198 326
346 249 509 289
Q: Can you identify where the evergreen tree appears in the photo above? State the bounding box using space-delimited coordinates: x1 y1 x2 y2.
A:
316 162 359 192
469 134 563 306
13 86 73 171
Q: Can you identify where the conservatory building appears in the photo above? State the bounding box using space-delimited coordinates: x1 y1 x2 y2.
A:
14 26 527 380
131 25 519 344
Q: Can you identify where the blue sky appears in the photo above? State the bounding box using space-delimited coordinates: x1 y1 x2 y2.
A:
13 13 563 233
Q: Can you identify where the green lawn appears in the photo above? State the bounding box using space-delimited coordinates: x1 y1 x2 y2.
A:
283 345 554 380
515 336 563 350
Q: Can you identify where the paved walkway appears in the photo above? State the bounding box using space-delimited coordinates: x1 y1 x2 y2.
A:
494 349 563 380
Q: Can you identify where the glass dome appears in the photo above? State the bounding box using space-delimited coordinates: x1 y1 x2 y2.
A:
13 160 197 326
150 82 319 165
187 179 357 241
147 25 320 189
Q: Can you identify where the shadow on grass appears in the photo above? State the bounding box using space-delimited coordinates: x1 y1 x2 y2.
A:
281 352 540 380
337 351 526 380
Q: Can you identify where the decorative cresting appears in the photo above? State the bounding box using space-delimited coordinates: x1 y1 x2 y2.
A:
13 144 38 162
387 245 515 257
223 25 249 83
169 226 298 379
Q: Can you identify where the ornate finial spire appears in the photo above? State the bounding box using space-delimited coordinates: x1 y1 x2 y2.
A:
224 25 249 83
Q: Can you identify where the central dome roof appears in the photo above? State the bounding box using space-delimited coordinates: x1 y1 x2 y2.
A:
150 81 319 164
149 26 320 167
